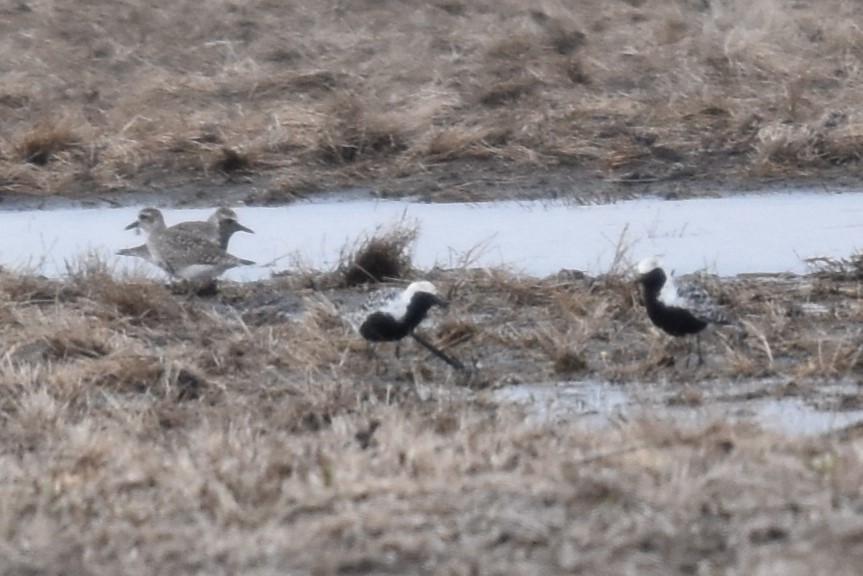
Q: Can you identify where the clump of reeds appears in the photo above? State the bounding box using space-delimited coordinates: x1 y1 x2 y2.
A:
211 147 253 174
15 122 80 166
64 254 185 324
805 254 863 280
340 219 418 286
552 348 589 374
317 94 410 165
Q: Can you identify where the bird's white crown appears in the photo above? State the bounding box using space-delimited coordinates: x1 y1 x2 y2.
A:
637 256 664 275
211 207 239 222
403 280 438 299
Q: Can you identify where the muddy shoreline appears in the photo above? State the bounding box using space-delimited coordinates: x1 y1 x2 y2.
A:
2 162 861 212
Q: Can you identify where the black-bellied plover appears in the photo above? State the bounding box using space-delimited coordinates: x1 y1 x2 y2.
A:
201 206 254 249
352 281 465 371
118 206 253 262
636 256 729 365
123 207 254 282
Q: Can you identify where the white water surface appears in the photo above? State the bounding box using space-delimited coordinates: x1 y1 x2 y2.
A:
497 380 863 436
2 190 862 280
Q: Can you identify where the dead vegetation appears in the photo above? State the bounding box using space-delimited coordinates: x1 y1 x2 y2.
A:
340 219 419 285
3 0 863 201
0 248 862 573
5 0 863 571
806 253 863 280
15 122 81 166
0 260 862 573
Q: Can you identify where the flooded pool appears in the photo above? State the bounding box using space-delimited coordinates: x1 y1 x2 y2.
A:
496 379 863 437
1 189 862 280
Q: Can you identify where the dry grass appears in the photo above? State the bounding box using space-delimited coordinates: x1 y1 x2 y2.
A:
340 219 419 286
0 261 861 573
15 122 81 166
3 0 863 200
6 0 863 569
0 262 862 573
806 253 863 280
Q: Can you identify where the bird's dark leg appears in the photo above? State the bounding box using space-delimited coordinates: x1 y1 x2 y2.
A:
410 332 466 372
696 334 704 366
366 343 387 375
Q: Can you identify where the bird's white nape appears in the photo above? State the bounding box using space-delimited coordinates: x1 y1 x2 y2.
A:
383 281 438 320
402 280 437 299
636 256 663 275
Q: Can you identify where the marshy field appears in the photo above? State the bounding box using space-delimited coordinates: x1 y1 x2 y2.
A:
3 0 863 574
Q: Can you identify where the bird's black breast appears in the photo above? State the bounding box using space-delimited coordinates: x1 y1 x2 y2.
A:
359 312 411 342
647 304 708 337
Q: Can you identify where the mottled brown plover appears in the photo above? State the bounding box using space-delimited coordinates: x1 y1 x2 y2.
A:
352 281 465 371
636 256 729 365
123 207 254 281
118 206 253 263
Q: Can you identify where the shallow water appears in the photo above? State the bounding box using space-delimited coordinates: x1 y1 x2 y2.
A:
1 189 862 280
497 380 863 437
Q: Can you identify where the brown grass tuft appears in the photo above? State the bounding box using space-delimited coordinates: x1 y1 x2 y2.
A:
83 354 165 394
212 147 252 173
16 123 80 166
341 221 418 286
478 78 540 108
806 253 863 280
421 125 511 162
552 348 589 375
318 94 409 164
65 257 184 325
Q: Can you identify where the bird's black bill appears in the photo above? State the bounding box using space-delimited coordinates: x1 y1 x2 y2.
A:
411 332 465 372
125 221 140 231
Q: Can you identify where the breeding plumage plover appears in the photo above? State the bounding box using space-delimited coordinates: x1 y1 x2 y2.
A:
118 206 253 262
635 256 729 365
351 281 465 371
123 207 254 282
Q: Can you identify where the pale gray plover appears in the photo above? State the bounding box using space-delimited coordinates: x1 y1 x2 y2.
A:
118 206 253 263
124 207 254 282
636 256 729 365
350 281 465 371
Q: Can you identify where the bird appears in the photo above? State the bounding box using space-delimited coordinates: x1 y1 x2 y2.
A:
635 256 729 365
122 207 254 283
118 206 253 263
350 281 465 371
195 206 254 250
